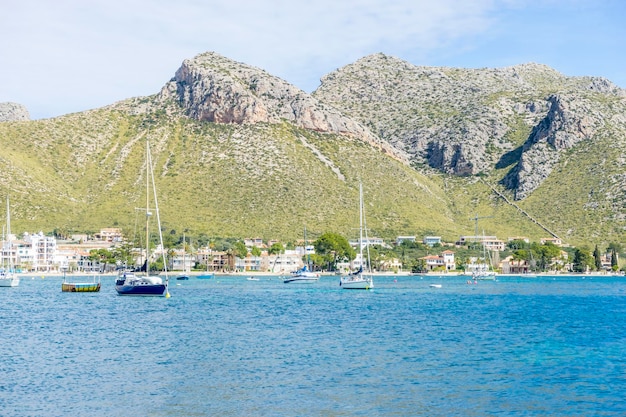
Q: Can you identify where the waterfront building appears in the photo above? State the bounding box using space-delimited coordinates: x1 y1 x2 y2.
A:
423 236 442 247
395 236 416 245
349 236 386 249
458 235 505 252
420 250 455 271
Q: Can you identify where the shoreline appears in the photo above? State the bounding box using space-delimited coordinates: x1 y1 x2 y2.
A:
17 270 625 279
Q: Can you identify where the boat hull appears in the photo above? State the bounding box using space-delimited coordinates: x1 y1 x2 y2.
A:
115 284 167 296
340 276 374 290
283 275 319 284
62 282 101 292
197 274 214 279
116 273 167 296
0 277 19 287
473 272 497 281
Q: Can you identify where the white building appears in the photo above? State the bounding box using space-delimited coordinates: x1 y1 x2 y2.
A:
349 236 386 249
458 235 505 252
24 232 57 272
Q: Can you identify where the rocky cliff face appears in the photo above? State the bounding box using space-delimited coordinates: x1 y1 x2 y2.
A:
0 102 30 122
313 53 626 199
156 52 403 161
502 94 601 199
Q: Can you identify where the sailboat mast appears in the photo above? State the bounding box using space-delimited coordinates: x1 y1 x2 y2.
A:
304 225 310 267
359 183 364 266
6 196 12 271
145 141 151 276
6 196 10 239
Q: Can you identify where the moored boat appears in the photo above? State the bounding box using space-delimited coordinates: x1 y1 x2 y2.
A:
62 269 101 292
340 183 374 290
115 140 169 297
62 281 102 292
284 226 319 284
284 265 319 284
0 196 19 288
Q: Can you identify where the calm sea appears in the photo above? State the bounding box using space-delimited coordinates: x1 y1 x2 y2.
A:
1 274 625 416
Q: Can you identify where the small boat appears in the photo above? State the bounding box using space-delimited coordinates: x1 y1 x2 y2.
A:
0 196 19 288
176 233 191 281
284 226 319 284
429 284 442 289
340 183 374 290
62 269 101 292
247 276 260 281
115 140 169 297
197 273 214 279
284 265 319 284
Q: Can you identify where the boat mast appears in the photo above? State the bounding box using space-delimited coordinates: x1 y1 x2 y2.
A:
304 225 310 269
145 141 151 277
363 184 372 275
148 140 169 283
6 196 12 272
359 183 365 272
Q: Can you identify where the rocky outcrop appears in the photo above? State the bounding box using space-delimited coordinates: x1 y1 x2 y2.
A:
0 102 29 122
502 94 600 199
313 53 625 194
157 52 404 161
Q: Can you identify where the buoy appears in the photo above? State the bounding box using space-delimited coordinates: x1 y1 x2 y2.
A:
165 291 171 298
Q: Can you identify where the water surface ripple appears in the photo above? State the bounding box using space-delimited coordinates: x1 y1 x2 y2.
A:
1 275 625 416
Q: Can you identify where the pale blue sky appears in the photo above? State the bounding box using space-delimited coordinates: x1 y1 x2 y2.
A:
1 0 624 120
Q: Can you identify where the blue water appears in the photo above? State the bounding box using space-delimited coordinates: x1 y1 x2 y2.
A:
1 274 625 416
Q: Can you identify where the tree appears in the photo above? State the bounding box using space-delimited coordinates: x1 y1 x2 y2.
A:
268 242 284 255
250 246 262 257
593 244 602 271
532 242 560 271
507 239 528 250
611 248 618 270
313 232 355 271
607 242 623 254
233 241 248 259
572 246 593 272
411 258 427 273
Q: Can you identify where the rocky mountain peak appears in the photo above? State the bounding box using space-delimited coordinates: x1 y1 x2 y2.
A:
313 54 626 198
157 52 404 161
0 102 30 122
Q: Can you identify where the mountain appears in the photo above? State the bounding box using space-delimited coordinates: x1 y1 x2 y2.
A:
1 52 625 247
0 102 30 122
313 53 626 245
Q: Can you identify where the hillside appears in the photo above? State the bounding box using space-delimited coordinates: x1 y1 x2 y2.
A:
1 51 625 247
313 53 626 246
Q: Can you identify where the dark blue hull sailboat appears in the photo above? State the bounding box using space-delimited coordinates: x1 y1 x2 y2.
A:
116 140 170 298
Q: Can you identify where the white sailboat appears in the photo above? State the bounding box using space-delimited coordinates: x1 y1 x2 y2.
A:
115 140 170 297
340 183 373 290
0 196 19 287
284 226 319 284
176 233 190 280
472 231 497 281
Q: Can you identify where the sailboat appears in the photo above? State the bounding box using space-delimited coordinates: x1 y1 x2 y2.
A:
115 140 170 297
340 183 374 290
284 226 319 284
176 233 190 280
0 196 19 287
471 231 497 281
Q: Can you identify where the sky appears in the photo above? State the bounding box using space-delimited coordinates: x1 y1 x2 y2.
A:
1 0 625 120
